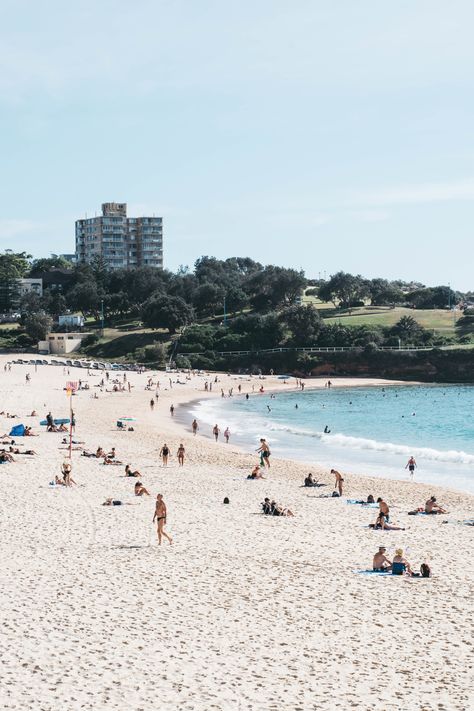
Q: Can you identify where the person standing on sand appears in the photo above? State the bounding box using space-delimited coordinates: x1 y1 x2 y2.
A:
192 419 198 436
405 456 417 480
177 443 185 466
213 424 220 441
170 404 175 417
153 494 172 545
159 443 170 467
331 469 344 496
224 427 230 443
257 439 271 468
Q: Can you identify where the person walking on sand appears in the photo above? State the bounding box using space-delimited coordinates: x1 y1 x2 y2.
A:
213 424 220 442
153 494 172 545
159 443 170 467
170 404 175 417
331 469 344 496
192 419 198 436
224 427 230 443
177 443 185 466
150 398 155 410
405 456 417 480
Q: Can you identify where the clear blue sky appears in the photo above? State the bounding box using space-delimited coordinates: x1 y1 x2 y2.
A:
1 0 473 289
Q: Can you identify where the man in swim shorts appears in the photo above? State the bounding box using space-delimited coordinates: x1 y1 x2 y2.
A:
373 546 392 571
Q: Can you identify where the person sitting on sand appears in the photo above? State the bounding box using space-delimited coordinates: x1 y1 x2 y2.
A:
425 496 447 514
61 462 76 487
107 447 117 460
24 427 37 436
392 548 413 576
0 450 15 463
369 512 405 531
367 494 375 504
262 498 272 514
125 464 141 477
54 475 66 486
58 423 68 432
96 447 105 458
304 473 319 487
373 546 392 571
30 410 37 417
134 481 150 496
248 464 266 480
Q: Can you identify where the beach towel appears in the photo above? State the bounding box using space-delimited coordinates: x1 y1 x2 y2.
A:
347 499 379 508
9 424 25 437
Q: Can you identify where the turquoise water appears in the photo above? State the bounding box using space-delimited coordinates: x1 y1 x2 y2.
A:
190 384 474 493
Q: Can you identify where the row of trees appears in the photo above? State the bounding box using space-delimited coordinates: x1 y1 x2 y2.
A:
318 271 458 310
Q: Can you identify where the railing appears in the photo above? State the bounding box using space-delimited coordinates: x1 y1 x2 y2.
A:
176 345 436 357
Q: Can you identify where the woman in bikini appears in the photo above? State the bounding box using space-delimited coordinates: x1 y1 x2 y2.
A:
153 494 172 545
159 443 170 467
177 444 185 466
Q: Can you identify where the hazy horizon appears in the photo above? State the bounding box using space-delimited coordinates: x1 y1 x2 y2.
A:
1 1 474 289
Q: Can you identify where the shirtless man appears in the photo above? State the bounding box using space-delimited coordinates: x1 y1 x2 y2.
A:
153 494 173 545
191 419 198 436
212 424 220 442
405 456 417 480
331 469 344 496
377 497 390 521
373 546 392 571
425 496 447 514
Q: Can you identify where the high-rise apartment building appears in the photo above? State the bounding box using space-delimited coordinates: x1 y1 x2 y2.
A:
75 202 163 270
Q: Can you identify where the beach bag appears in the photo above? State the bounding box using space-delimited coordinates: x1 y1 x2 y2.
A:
420 563 431 578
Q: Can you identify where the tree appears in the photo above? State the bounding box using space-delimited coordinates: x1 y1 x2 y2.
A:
0 250 31 312
248 266 306 310
193 282 225 317
389 316 425 344
141 294 194 334
29 256 72 276
24 313 53 341
406 286 457 310
280 304 321 346
41 290 67 319
66 281 100 319
318 272 370 310
368 278 404 306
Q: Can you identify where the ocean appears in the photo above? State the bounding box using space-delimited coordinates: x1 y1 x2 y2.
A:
187 383 474 494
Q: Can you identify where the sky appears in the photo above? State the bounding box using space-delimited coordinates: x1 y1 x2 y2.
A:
0 0 473 290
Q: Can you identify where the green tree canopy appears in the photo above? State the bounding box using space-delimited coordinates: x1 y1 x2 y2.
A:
141 294 194 334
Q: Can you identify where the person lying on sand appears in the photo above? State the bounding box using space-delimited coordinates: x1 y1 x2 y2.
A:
425 496 447 514
9 446 36 455
134 481 150 496
62 437 84 445
0 450 15 462
103 457 123 465
102 498 137 506
373 546 392 571
369 512 405 531
248 465 266 480
125 464 141 477
261 498 294 516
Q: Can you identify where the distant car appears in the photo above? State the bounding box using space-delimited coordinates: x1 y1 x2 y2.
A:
66 360 73 366
72 360 82 367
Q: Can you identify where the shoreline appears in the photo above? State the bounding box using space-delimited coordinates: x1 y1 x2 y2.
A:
1 357 473 710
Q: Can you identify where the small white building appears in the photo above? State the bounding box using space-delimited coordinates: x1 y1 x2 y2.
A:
39 332 92 355
58 314 84 328
18 278 43 297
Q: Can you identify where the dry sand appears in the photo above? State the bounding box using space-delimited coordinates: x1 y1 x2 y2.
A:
0 356 473 711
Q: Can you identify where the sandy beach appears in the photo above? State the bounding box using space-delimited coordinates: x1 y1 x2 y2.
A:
0 356 473 711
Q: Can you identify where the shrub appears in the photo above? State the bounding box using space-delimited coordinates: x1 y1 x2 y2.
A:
81 333 100 348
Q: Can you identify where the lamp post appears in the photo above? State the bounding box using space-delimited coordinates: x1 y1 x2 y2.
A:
100 299 104 337
223 295 227 326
